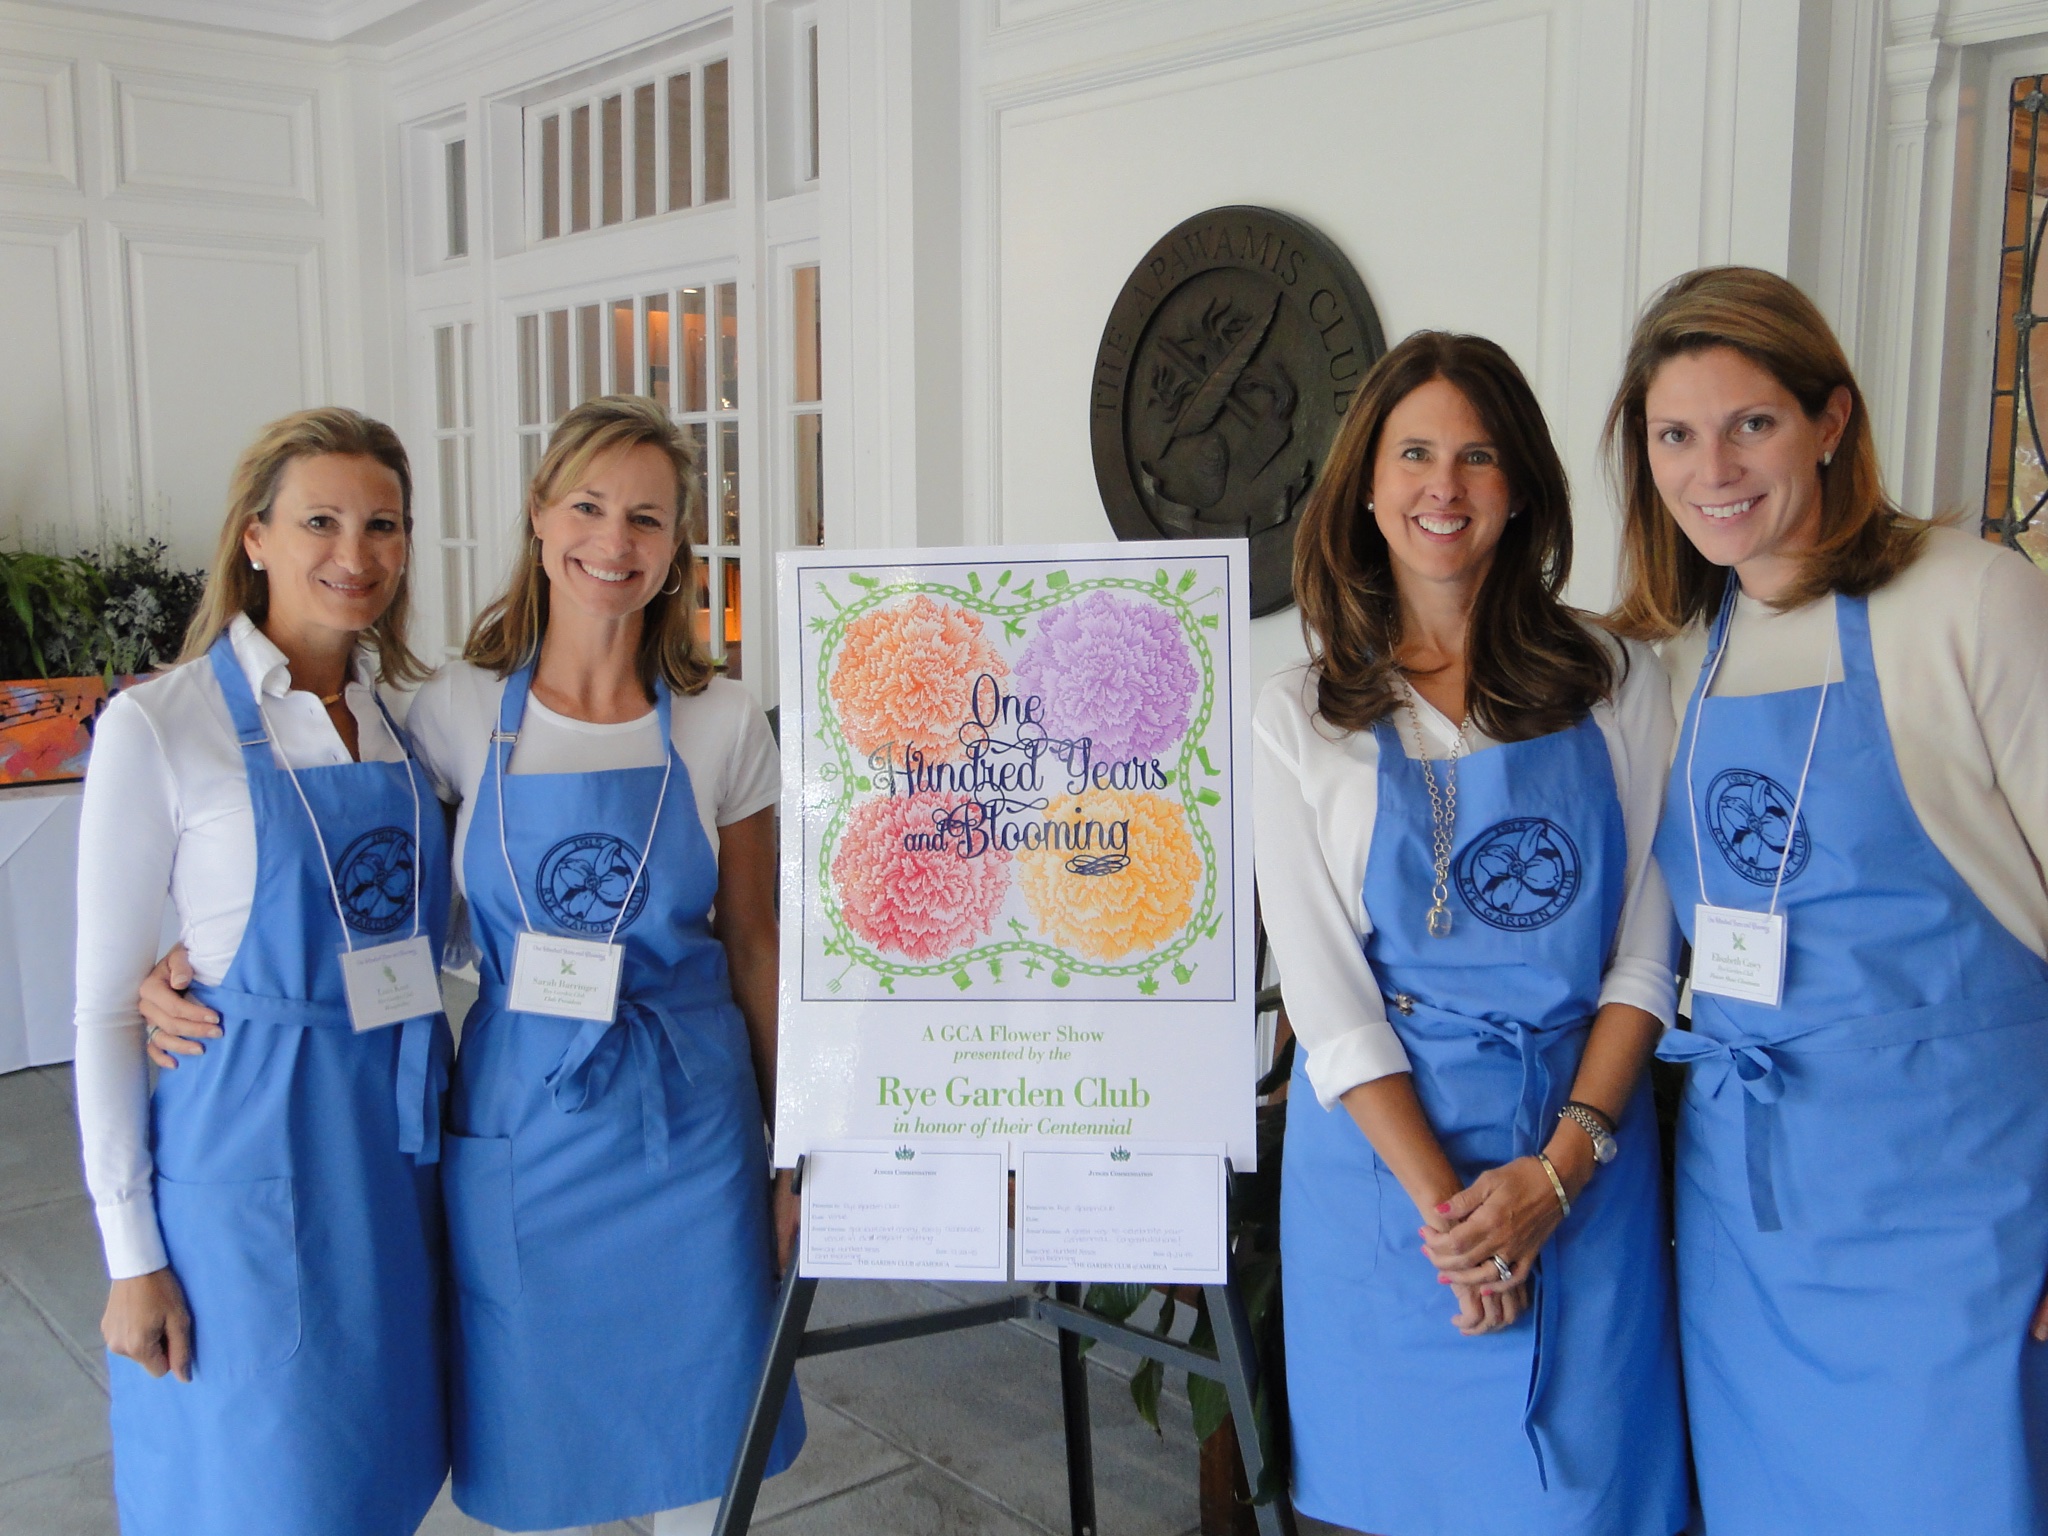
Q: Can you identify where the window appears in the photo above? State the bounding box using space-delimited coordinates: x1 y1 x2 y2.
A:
1985 75 2048 569
513 281 746 675
526 57 732 245
431 323 478 657
791 264 822 545
444 139 468 259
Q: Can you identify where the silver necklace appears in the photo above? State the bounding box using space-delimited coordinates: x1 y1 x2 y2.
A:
1404 687 1470 939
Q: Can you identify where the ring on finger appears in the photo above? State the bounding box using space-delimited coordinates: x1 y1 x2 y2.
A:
144 1025 160 1044
1489 1253 1513 1284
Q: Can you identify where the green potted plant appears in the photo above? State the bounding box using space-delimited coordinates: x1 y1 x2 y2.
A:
0 540 205 785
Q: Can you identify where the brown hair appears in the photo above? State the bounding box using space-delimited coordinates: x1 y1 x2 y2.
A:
1292 330 1615 740
1603 266 1928 639
178 407 427 684
465 395 714 696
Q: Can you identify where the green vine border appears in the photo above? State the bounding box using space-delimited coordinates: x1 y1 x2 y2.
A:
805 562 1229 996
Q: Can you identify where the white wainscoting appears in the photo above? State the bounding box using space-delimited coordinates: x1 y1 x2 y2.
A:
0 50 78 189
0 215 94 542
110 68 320 209
120 231 325 565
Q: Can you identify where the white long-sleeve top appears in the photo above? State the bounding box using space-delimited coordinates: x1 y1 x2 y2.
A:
73 614 410 1278
1253 626 1679 1109
1661 524 2048 958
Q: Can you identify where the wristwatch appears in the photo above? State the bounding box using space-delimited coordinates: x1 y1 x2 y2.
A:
1559 1102 1618 1165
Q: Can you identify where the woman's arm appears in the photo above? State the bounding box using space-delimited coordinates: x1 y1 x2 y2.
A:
710 805 797 1271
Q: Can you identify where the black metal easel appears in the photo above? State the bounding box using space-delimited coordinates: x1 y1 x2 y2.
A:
711 1161 1296 1536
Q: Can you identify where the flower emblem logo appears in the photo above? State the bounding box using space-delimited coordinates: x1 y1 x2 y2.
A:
333 826 415 935
1454 817 1582 932
1705 769 1811 886
537 833 651 934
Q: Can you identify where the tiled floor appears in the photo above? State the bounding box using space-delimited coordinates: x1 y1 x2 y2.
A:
0 1060 1205 1535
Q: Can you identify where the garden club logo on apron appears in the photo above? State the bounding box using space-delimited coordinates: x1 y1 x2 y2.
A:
334 826 417 934
1704 768 1812 885
1454 816 1582 931
537 833 652 933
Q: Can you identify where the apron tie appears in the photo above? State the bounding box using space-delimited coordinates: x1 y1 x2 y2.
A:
540 996 734 1172
188 982 448 1162
1408 1000 1589 1489
1658 978 2048 1234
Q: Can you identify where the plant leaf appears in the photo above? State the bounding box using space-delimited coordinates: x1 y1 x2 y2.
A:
1128 1357 1164 1434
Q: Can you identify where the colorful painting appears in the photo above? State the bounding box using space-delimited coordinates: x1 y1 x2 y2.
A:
0 676 140 786
774 541 1255 1167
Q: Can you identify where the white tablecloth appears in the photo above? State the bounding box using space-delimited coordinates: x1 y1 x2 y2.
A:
0 783 82 1074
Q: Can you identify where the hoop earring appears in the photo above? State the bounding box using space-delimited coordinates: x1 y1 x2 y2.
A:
660 564 684 597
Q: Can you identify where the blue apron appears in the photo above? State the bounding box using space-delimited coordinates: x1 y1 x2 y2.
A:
1655 586 2048 1534
108 634 451 1536
1282 710 1686 1536
442 664 802 1531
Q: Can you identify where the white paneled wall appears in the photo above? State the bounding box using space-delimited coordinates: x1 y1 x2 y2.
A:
0 3 366 565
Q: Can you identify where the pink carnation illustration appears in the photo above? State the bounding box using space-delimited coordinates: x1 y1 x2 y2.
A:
829 594 1007 762
832 791 1011 961
1013 590 1199 764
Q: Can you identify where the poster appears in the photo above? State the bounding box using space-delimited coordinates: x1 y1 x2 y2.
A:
774 540 1255 1169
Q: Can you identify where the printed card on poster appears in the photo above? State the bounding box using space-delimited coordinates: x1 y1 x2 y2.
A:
1013 1142 1227 1284
773 541 1256 1173
798 1141 1009 1281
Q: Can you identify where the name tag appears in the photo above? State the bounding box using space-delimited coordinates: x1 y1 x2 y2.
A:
508 930 623 1022
339 935 442 1032
1692 905 1787 1007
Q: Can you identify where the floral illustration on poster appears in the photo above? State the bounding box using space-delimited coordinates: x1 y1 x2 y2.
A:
792 550 1239 1004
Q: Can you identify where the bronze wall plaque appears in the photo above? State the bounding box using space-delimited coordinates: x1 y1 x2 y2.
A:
1090 206 1385 616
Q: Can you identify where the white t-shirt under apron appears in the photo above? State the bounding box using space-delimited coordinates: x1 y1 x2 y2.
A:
402 662 780 902
1253 627 1680 1109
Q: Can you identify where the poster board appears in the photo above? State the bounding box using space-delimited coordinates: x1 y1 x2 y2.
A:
774 540 1255 1170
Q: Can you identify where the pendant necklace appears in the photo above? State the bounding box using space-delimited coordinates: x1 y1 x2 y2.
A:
1403 685 1469 939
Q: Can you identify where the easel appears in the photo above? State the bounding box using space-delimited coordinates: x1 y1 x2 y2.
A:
711 1159 1297 1536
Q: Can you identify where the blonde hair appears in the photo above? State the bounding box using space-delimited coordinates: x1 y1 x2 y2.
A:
1603 266 1928 640
178 407 427 684
465 395 714 696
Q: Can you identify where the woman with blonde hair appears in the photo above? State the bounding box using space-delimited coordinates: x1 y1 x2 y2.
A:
75 407 451 1534
1609 265 2048 1533
406 394 801 1533
1259 332 1686 1535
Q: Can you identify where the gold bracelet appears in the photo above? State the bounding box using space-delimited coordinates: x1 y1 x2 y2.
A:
1536 1152 1571 1218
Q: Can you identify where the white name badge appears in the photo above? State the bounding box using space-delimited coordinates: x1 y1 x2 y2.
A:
508 930 624 1022
1692 904 1788 1007
338 935 442 1032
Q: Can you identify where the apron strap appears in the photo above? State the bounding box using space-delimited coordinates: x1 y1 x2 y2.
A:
206 632 276 774
1658 977 2048 1231
187 982 447 1161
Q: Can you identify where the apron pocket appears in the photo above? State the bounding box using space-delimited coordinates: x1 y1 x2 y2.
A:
154 1173 301 1378
442 1132 521 1303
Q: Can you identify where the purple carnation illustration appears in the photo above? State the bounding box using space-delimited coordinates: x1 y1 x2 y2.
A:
1014 589 1199 764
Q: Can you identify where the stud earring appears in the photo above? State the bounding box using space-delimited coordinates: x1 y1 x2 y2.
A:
250 559 265 571
1365 501 1374 513
1821 450 1834 468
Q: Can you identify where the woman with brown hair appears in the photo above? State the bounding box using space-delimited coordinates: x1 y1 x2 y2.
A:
404 394 801 1534
1257 332 1685 1535
75 408 451 1534
1610 266 2048 1534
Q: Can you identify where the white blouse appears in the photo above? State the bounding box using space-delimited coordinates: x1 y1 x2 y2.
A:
1661 524 2048 958
402 663 781 888
73 615 410 1279
1253 627 1679 1110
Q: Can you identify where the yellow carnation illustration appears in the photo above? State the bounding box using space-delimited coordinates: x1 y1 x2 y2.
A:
1015 789 1201 961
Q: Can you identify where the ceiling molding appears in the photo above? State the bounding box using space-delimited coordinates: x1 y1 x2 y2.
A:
20 0 489 45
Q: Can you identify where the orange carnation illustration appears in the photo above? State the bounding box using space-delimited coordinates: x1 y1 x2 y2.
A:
1015 790 1202 962
828 594 1008 761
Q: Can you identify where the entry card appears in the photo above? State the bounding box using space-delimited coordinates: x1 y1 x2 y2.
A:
508 930 624 1022
799 1141 1009 1281
1014 1142 1227 1284
1693 904 1787 1007
338 936 441 1032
